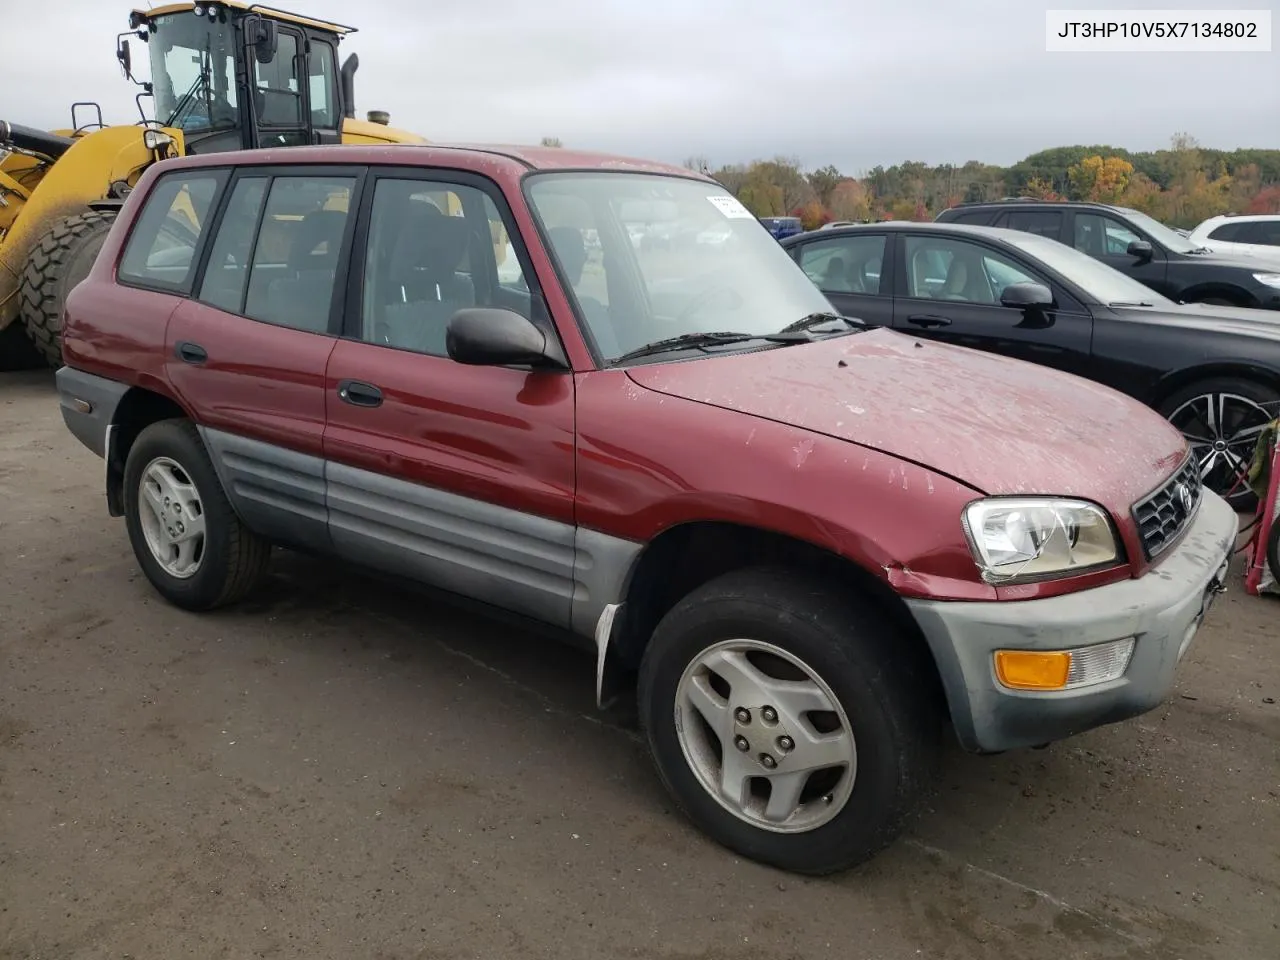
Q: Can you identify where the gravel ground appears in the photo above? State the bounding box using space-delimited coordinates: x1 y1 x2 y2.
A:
1 369 1277 960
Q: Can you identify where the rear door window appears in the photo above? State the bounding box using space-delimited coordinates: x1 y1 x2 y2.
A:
239 175 357 333
1240 220 1280 246
999 209 1063 240
1207 221 1246 242
117 170 227 293
947 210 995 225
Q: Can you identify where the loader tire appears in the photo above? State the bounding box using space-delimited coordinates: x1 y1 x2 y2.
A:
19 209 118 368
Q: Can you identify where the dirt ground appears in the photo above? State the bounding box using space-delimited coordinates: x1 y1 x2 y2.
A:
1 369 1277 960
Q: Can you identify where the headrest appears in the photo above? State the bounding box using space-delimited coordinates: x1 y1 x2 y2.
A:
547 225 585 261
390 199 470 276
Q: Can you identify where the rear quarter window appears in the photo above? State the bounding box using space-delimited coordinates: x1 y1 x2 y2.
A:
117 170 227 293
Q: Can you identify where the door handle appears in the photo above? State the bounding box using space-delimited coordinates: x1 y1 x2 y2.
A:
907 314 952 328
337 379 383 408
175 341 207 364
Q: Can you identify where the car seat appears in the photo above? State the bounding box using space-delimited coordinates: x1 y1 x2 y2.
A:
379 200 476 355
262 209 347 331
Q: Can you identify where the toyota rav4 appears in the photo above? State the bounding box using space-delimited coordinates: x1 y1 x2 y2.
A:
55 143 1238 875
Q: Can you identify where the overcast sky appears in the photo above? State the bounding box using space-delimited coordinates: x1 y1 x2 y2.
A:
16 0 1279 173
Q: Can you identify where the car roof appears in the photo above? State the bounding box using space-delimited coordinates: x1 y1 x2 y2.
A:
942 199 1126 214
145 142 710 180
783 220 1033 244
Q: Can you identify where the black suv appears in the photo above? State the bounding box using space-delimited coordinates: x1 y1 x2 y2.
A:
936 200 1280 311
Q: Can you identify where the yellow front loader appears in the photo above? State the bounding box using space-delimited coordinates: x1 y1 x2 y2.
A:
0 0 482 369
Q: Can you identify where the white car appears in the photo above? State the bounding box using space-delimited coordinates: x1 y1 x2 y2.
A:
1187 214 1280 259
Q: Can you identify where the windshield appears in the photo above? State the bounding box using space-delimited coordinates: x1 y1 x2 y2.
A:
1116 207 1199 254
147 13 239 133
524 172 834 362
1000 231 1176 306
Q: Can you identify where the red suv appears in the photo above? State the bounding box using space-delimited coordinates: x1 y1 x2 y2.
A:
56 144 1238 875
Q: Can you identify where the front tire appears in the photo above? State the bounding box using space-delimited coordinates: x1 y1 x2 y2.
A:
19 209 118 368
123 419 271 610
637 567 941 875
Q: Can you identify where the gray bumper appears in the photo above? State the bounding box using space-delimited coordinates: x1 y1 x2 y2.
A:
907 491 1238 754
55 366 128 459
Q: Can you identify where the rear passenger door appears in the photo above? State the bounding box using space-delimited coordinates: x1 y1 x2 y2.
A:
164 165 364 552
787 232 893 327
322 169 578 628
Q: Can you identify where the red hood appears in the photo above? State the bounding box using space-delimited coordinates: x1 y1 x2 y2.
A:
625 329 1189 513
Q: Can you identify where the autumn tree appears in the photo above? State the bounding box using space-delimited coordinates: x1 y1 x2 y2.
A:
1067 155 1134 204
829 179 872 221
1246 185 1280 214
710 164 750 196
889 199 918 221
1020 177 1065 201
794 201 831 231
806 165 843 207
738 170 785 217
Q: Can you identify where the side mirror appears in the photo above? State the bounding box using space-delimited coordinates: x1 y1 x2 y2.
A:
446 308 567 368
1126 239 1154 261
117 38 133 78
999 281 1054 309
246 17 278 64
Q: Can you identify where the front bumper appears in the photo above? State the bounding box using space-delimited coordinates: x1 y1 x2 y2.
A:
906 490 1238 753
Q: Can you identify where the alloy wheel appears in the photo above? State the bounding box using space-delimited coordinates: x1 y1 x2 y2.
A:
673 638 856 833
1167 392 1272 500
137 456 207 579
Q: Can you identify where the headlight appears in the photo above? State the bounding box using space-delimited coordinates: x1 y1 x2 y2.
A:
1252 273 1280 289
962 497 1119 583
143 129 173 151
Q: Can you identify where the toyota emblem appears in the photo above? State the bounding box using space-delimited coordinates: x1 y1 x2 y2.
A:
1177 483 1194 515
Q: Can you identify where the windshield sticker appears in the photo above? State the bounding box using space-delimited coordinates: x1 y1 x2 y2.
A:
707 195 754 219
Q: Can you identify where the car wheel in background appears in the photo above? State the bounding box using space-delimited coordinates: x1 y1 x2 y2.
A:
636 567 941 875
122 418 272 610
1158 378 1280 510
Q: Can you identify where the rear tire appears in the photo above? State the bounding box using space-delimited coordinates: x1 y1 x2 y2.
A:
123 418 271 611
636 566 941 875
19 209 118 368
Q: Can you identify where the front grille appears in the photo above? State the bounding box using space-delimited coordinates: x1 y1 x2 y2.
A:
1131 454 1203 560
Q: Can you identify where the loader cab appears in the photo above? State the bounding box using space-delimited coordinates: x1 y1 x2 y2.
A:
135 2 351 155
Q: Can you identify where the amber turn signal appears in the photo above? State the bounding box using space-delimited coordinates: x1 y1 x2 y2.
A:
994 650 1072 690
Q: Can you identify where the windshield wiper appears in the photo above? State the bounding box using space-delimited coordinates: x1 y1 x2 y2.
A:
1109 300 1154 307
610 331 761 364
777 311 866 335
610 316 861 366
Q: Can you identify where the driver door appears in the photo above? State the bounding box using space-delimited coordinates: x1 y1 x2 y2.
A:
250 25 310 148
